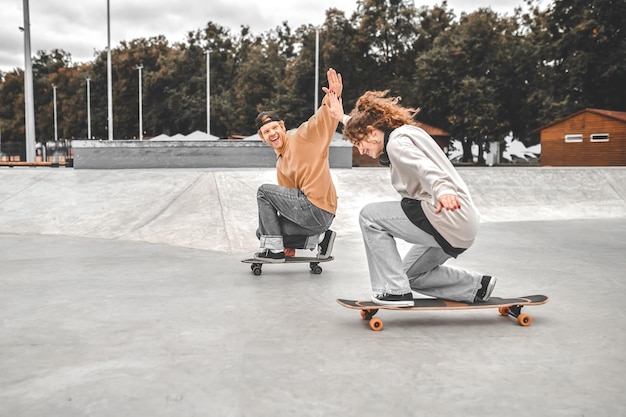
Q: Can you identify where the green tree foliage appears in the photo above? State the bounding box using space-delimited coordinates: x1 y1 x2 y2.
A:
0 70 26 145
414 10 519 162
318 8 363 111
414 2 456 51
196 22 244 137
525 0 626 121
352 0 421 96
1 0 625 163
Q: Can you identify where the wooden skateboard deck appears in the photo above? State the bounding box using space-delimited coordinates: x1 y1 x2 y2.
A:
337 295 548 331
242 256 334 275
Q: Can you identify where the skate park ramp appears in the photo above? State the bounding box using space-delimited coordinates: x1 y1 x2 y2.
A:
1 166 626 417
0 166 624 252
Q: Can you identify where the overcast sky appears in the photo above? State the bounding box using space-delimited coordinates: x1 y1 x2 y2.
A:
1 0 529 73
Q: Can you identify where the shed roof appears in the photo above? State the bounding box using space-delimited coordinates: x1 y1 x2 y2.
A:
417 122 450 137
534 108 626 133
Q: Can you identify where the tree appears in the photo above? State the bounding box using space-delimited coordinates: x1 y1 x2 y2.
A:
200 22 246 137
414 1 456 51
319 8 362 111
224 26 292 135
448 77 500 164
280 25 319 125
538 0 626 115
351 0 421 95
107 36 174 138
0 70 26 150
414 9 521 163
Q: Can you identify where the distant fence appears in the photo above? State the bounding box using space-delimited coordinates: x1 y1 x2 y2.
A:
0 140 73 166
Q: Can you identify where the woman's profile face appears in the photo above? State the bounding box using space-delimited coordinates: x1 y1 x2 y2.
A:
354 128 385 159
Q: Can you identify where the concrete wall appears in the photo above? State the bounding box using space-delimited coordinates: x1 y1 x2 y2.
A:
71 139 353 169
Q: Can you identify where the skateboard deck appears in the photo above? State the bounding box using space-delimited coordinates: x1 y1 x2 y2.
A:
242 256 334 275
337 294 548 331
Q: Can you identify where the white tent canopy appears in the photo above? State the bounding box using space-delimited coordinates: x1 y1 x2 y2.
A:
150 130 220 141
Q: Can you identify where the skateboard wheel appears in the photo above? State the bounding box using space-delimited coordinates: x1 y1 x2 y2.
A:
310 264 322 274
252 265 262 276
517 314 532 326
360 310 368 320
369 318 383 331
498 307 511 316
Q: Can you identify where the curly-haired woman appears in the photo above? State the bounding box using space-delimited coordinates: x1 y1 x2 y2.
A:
335 90 496 306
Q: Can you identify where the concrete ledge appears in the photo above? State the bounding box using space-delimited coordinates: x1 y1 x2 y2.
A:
71 139 353 169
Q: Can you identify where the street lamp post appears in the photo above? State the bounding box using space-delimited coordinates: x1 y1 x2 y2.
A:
86 77 91 139
106 0 113 140
22 0 36 161
206 51 210 136
52 84 58 141
314 27 320 112
136 64 143 140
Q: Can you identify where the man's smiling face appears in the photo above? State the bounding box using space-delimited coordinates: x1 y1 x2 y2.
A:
259 121 287 150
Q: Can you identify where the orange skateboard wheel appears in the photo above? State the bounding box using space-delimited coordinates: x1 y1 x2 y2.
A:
369 318 383 331
498 307 510 316
518 314 532 326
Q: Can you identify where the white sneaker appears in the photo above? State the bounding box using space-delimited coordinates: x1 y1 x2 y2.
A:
371 292 414 307
474 276 496 302
317 230 336 259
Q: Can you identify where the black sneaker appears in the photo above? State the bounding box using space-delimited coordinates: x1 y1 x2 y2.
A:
474 275 497 302
254 249 285 263
318 229 336 259
371 292 414 307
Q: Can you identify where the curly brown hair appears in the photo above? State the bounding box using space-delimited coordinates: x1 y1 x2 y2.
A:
343 90 420 145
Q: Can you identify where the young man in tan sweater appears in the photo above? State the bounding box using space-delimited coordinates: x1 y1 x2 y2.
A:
253 68 345 262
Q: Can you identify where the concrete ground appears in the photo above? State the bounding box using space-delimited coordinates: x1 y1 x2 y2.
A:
1 167 625 416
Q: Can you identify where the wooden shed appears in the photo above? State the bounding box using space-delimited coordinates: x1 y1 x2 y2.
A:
352 122 451 167
535 108 626 166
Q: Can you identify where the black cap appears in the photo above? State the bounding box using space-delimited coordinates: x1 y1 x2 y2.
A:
255 111 282 130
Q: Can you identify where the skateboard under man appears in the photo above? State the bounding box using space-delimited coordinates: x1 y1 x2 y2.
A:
242 256 334 275
337 294 548 331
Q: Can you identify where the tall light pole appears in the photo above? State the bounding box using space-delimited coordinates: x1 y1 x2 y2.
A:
206 50 210 136
86 77 91 139
22 0 36 161
314 27 320 112
52 84 58 141
136 64 143 140
106 0 113 140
